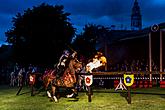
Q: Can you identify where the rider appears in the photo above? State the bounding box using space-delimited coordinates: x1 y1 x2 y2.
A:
86 51 107 73
70 51 78 62
96 51 107 66
56 50 78 78
56 50 70 78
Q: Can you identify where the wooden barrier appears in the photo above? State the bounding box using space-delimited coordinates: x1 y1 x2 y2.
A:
139 81 143 88
78 71 164 89
88 71 165 75
114 80 119 88
131 81 137 89
160 81 165 88
144 81 148 88
149 81 152 88
77 71 165 103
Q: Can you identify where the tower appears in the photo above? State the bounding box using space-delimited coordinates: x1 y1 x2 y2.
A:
131 0 142 30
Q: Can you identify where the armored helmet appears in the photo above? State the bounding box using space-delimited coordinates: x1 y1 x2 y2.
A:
63 50 70 56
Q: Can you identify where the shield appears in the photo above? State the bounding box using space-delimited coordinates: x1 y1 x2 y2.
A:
124 74 134 86
85 75 93 86
29 75 35 85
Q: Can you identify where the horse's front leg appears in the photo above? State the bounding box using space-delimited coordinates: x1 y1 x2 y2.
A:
44 83 51 98
52 85 58 102
44 79 51 98
46 90 51 98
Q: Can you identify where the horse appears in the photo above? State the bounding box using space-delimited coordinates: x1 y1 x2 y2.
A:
42 58 82 102
26 71 44 96
77 55 107 91
41 69 56 97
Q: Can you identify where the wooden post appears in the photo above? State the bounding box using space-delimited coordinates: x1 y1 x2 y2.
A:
104 36 108 71
31 85 34 96
149 32 152 82
160 30 163 81
88 86 92 102
85 74 93 102
127 86 131 104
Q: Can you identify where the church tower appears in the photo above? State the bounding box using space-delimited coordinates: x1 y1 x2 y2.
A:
131 0 142 30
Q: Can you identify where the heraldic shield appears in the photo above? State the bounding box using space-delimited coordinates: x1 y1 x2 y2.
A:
85 75 93 86
124 74 134 86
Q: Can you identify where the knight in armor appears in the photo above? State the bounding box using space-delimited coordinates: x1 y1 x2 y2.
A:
70 51 79 62
96 51 107 66
56 50 78 78
56 50 70 78
86 51 107 73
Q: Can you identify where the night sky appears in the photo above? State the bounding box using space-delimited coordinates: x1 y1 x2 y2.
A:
0 0 165 45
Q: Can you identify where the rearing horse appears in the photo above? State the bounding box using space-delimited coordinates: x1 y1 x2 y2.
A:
43 58 82 102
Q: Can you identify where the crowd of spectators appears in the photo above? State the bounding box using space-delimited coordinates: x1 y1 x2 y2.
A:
108 59 160 72
0 62 44 85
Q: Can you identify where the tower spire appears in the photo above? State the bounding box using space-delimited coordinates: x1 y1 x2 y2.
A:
131 0 142 30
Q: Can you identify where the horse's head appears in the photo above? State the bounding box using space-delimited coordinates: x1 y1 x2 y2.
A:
42 69 56 80
99 56 107 66
73 60 83 73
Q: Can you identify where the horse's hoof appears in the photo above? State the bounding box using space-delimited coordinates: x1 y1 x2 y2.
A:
55 100 59 103
66 93 74 98
53 96 58 102
67 93 78 98
49 98 58 103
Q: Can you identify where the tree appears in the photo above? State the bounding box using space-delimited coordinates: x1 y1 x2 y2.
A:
72 24 110 60
5 3 75 65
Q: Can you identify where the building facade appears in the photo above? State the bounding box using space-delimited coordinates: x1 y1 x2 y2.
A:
131 0 142 30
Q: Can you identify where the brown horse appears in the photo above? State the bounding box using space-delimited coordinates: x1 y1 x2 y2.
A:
43 58 82 102
41 69 56 98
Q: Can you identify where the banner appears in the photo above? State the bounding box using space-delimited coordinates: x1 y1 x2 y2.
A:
124 74 134 86
85 75 93 86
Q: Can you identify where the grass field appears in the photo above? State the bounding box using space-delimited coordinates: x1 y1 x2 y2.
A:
0 85 165 110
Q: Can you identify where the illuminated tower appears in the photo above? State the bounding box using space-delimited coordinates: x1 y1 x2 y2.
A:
131 0 142 30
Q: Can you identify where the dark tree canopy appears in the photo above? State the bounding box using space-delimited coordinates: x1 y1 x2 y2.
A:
73 24 110 60
5 3 75 66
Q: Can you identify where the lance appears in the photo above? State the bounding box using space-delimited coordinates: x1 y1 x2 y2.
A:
66 44 77 53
